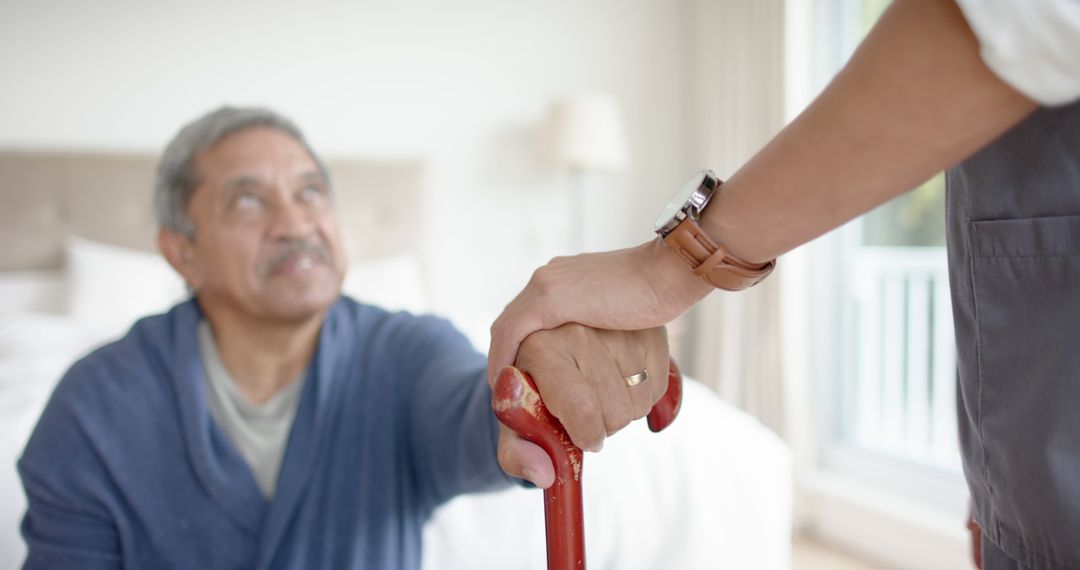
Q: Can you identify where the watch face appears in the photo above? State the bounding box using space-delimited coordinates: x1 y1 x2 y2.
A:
654 170 708 231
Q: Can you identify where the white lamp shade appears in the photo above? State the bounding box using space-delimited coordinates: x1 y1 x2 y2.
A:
544 93 629 172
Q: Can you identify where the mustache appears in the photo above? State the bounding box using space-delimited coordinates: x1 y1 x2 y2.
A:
263 238 331 276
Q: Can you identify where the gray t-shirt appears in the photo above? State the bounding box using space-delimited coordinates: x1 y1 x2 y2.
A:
197 320 305 499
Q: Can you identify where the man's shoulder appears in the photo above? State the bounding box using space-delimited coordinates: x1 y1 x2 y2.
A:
333 296 462 343
327 298 479 379
22 303 199 481
54 301 198 411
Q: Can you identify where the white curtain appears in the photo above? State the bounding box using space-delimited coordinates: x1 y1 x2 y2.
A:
683 0 788 436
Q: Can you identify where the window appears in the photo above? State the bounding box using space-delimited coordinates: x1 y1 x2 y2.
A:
786 0 971 556
824 0 964 484
815 0 963 482
782 1 973 565
837 175 960 468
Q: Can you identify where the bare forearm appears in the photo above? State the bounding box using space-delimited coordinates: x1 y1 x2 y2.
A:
704 0 1036 264
488 0 1041 382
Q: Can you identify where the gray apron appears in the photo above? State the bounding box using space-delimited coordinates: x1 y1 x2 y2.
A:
947 102 1080 570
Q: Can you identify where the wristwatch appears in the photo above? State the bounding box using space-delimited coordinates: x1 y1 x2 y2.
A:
654 170 775 291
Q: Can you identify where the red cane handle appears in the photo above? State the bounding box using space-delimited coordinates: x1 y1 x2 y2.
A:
647 358 683 433
492 358 684 570
492 366 584 570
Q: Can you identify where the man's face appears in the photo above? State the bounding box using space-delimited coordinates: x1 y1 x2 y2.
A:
177 127 347 323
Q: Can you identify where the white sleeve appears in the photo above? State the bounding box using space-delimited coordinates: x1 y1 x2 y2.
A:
954 0 1080 106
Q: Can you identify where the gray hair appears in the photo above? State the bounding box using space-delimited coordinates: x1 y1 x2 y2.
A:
154 106 329 236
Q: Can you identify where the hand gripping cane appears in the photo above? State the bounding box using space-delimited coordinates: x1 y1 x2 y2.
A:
492 359 684 570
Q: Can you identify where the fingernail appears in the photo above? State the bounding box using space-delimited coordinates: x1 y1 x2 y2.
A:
522 468 540 486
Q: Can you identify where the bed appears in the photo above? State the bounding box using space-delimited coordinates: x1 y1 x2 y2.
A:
0 151 792 569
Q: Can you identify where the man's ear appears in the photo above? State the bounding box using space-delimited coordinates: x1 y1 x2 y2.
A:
158 229 202 290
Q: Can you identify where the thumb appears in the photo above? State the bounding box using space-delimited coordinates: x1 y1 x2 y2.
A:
496 424 555 489
487 334 525 389
488 306 549 387
487 314 530 387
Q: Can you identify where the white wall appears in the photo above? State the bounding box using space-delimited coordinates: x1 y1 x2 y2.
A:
0 0 694 343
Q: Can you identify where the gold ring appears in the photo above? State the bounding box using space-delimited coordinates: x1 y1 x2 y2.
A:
623 369 649 387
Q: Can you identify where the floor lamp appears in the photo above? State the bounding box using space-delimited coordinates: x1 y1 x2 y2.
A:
543 93 629 252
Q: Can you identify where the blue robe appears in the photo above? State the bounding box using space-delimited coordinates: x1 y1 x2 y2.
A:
18 298 512 569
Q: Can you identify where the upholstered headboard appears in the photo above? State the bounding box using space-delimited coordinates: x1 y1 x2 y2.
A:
0 152 426 271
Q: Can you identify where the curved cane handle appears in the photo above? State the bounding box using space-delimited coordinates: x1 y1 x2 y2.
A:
492 366 585 570
646 358 683 433
492 358 685 479
492 358 684 570
492 366 585 483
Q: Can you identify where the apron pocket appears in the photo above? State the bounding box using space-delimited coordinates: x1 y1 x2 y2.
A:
968 215 1080 568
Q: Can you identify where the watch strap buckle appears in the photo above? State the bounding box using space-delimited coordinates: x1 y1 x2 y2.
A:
664 217 775 292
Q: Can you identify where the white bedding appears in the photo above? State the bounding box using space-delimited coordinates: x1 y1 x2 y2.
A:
0 310 792 569
0 313 113 565
0 272 66 317
422 378 792 570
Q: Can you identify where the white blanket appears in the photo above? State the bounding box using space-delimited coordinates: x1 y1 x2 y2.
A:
422 380 792 570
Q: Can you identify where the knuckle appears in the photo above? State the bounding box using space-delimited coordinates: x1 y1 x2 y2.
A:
563 322 589 341
564 391 601 421
631 395 653 419
606 407 632 434
529 265 556 292
518 331 540 352
560 394 604 446
651 330 669 352
651 373 668 403
518 329 553 355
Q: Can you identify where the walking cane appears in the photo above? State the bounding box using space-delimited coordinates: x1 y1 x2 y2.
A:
492 359 684 570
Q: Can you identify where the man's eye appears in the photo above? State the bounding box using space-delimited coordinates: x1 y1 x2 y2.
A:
236 193 262 209
299 185 323 201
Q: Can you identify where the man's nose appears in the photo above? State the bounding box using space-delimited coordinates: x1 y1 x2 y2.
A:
269 197 316 240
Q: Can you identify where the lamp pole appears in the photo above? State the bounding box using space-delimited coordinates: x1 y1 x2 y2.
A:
569 167 588 253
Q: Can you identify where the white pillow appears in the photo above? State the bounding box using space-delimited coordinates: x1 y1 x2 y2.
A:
0 270 67 315
342 254 428 314
65 236 187 337
0 311 106 361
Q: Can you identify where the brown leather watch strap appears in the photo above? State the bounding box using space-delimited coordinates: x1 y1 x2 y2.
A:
663 217 775 291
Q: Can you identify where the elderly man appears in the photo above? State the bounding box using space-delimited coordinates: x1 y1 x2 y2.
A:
17 107 669 569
